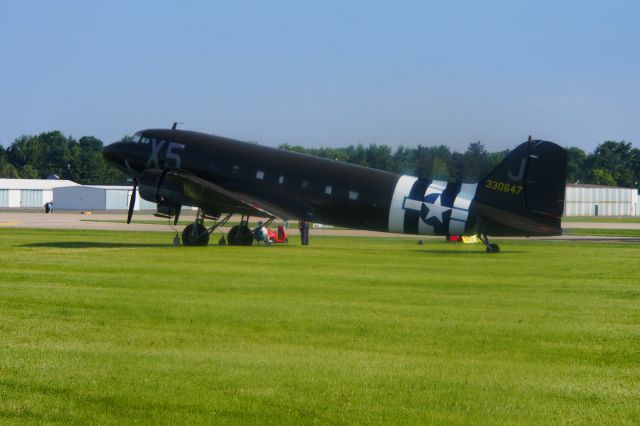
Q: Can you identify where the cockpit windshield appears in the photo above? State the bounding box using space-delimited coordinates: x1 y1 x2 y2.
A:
130 132 155 144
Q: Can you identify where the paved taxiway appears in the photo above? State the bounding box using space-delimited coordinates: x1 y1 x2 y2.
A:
0 211 401 237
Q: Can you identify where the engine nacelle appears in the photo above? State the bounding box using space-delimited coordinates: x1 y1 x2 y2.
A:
138 169 184 209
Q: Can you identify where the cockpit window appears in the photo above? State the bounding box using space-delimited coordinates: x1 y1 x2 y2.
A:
131 133 142 143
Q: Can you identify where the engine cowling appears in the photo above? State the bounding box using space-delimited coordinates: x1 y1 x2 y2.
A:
138 169 184 214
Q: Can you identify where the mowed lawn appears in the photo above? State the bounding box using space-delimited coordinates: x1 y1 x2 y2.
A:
0 229 638 424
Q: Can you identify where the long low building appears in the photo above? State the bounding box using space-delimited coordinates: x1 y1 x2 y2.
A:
53 185 156 211
565 184 638 216
0 178 79 208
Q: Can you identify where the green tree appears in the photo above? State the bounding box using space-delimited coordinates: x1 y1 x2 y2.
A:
315 147 349 162
390 145 415 175
413 145 454 180
590 168 616 186
344 144 368 167
566 147 587 183
630 147 640 189
278 143 309 154
414 145 430 178
6 131 77 179
39 131 76 179
586 141 635 187
365 144 392 171
485 149 509 175
19 164 39 179
457 141 488 181
6 135 46 172
74 136 108 184
0 155 21 178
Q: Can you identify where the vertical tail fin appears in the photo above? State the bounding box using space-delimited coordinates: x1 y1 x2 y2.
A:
471 140 567 236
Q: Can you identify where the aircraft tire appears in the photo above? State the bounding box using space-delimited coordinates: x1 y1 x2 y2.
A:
182 223 209 246
228 225 254 246
486 243 500 253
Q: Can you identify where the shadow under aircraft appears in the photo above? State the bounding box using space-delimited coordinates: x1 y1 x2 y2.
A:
102 125 566 252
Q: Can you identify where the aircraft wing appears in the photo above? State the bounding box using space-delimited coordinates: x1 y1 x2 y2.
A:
165 169 293 219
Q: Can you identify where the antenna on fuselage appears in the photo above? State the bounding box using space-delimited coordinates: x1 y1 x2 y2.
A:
171 122 183 130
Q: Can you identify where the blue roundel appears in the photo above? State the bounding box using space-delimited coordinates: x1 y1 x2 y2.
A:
420 193 452 228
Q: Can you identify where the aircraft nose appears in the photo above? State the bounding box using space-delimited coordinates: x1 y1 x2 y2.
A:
102 141 139 163
102 141 139 175
101 142 120 163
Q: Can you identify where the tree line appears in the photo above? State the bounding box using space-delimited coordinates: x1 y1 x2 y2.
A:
0 131 127 184
279 140 640 188
0 130 638 188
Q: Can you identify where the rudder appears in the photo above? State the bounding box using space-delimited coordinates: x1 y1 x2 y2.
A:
471 140 567 236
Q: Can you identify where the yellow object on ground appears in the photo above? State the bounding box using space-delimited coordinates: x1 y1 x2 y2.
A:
462 235 479 243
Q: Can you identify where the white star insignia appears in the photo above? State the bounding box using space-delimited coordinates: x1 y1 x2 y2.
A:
423 195 451 223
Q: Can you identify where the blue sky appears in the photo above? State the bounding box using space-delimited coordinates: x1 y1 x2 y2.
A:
1 0 638 152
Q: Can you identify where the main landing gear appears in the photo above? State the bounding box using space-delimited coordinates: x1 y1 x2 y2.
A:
180 211 262 247
479 234 500 253
181 210 233 246
227 215 255 246
182 223 209 246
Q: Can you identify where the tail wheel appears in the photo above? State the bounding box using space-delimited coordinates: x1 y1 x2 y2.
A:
228 225 254 246
182 223 209 246
486 243 500 253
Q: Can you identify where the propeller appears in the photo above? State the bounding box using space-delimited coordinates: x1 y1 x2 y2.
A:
125 159 139 225
127 182 137 224
173 206 182 226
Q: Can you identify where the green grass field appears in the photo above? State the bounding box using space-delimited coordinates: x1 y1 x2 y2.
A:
1 229 639 424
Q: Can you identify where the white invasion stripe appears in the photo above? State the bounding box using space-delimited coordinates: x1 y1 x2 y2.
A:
454 183 477 210
402 198 423 212
388 175 418 233
449 183 478 235
418 180 447 235
426 180 447 195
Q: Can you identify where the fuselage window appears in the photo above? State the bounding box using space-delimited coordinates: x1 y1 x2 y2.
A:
278 175 285 184
256 170 265 180
324 185 332 195
233 165 240 175
301 180 308 189
348 190 359 200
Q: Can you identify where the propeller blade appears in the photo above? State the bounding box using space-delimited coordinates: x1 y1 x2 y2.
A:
124 158 134 176
127 184 137 224
173 206 182 226
124 158 140 225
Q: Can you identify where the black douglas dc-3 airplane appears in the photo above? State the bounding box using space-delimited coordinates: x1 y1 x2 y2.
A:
102 125 566 252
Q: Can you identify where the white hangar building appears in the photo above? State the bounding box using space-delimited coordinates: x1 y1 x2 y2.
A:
53 185 156 211
0 178 79 208
564 184 638 216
